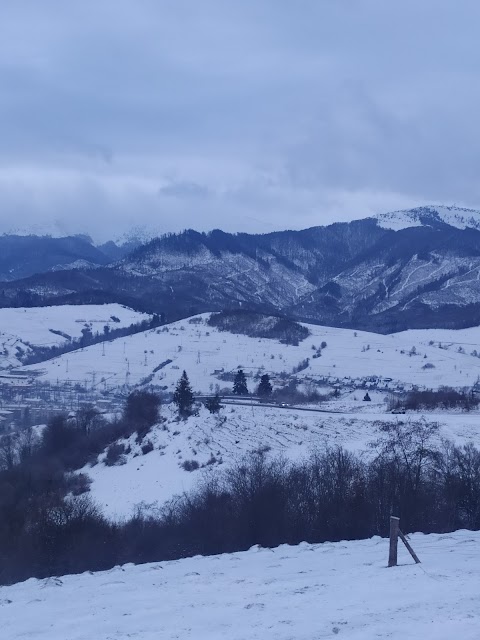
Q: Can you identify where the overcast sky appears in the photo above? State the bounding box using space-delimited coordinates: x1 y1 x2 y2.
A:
1 1 480 242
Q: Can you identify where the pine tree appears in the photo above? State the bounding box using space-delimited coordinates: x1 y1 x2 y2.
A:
257 374 272 398
173 370 195 417
233 369 248 395
205 393 222 414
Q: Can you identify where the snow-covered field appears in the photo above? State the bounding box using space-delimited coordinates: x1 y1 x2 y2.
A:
86 403 480 518
2 530 480 639
0 304 151 368
399 325 480 352
17 313 480 391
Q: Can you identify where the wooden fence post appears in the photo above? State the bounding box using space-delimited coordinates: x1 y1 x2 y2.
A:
388 516 400 567
388 516 421 566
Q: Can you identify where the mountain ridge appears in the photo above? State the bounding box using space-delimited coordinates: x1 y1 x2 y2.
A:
3 206 480 332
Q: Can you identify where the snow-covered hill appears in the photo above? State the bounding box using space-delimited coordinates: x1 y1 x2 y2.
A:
375 205 480 231
0 305 151 368
18 313 480 391
86 402 480 519
2 530 479 639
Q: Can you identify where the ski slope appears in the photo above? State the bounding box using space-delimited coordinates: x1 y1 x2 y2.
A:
18 313 480 391
2 530 480 639
0 304 151 368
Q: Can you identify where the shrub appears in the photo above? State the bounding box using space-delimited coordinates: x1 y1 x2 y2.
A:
69 473 92 496
181 459 200 472
104 443 126 467
123 390 161 436
204 394 222 414
400 387 479 411
141 441 154 455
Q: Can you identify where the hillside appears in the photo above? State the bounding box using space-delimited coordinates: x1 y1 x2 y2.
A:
0 304 151 368
85 402 480 518
2 530 479 639
17 312 480 391
5 207 480 330
374 205 480 231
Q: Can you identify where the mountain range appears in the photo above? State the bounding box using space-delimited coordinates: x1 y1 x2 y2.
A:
3 205 480 332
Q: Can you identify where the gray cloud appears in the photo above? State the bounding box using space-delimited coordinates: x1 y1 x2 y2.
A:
0 1 479 241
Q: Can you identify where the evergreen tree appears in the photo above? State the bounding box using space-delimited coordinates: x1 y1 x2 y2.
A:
257 374 273 398
233 369 248 395
205 393 222 414
173 370 195 417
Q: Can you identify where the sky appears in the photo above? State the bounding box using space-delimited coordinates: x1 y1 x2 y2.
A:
1 1 480 242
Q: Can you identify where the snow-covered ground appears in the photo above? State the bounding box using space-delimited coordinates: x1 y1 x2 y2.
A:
0 304 151 368
17 313 480 391
375 204 480 231
2 530 480 639
86 403 480 518
399 325 480 353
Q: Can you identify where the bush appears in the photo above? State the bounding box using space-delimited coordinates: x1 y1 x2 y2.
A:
141 441 154 455
204 394 222 414
69 473 92 496
181 459 200 471
104 443 126 467
123 390 161 436
400 387 479 411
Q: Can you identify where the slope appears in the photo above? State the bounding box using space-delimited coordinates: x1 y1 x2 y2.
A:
1 531 479 639
0 304 151 368
18 313 480 391
86 403 480 518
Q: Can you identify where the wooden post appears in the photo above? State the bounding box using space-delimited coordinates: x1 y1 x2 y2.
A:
388 516 421 566
399 530 421 564
388 516 400 567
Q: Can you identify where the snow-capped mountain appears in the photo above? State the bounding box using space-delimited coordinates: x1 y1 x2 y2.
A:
374 205 480 232
4 206 480 332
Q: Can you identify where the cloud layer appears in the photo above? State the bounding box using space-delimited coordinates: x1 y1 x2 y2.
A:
0 1 479 241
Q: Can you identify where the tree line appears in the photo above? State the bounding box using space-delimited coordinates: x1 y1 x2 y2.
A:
21 314 164 365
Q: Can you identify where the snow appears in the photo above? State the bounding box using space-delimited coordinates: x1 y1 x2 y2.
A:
398 325 480 352
16 313 480 391
375 205 480 231
2 530 480 639
86 403 480 519
0 304 151 368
